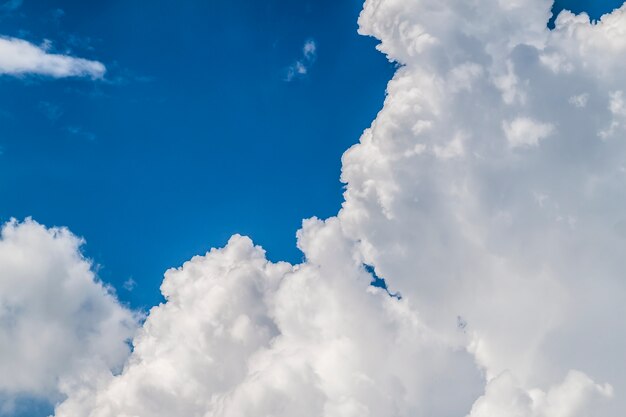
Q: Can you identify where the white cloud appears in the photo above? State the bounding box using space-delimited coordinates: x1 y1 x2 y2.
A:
0 219 137 410
285 39 317 81
303 39 316 60
53 224 483 417
503 117 555 148
599 90 626 139
2 0 626 416
0 36 105 78
432 131 465 159
467 370 613 417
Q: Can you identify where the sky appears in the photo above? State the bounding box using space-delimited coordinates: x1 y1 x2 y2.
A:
2 1 626 417
549 0 626 25
0 0 395 308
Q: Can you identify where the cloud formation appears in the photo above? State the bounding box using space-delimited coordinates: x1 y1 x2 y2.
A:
4 0 626 416
52 0 626 415
53 223 483 417
0 36 105 78
285 39 317 81
0 219 137 413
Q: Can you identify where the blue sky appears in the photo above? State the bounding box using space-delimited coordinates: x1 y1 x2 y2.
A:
0 0 395 309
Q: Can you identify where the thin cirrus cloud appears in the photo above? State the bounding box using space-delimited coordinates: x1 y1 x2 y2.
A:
285 39 316 81
66 126 96 141
2 0 626 416
0 36 105 78
0 0 22 13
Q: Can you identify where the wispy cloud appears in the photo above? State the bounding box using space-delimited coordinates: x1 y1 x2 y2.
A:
50 8 65 23
0 36 105 78
123 277 137 292
285 39 317 82
66 126 96 141
37 101 63 121
0 0 22 13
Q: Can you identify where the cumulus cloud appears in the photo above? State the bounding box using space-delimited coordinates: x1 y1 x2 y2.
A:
467 370 613 417
503 117 554 148
0 36 105 78
285 39 317 81
3 0 626 416
0 219 138 411
54 221 483 417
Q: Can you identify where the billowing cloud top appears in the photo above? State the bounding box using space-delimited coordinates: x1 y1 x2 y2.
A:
0 220 136 409
0 37 105 78
2 0 626 416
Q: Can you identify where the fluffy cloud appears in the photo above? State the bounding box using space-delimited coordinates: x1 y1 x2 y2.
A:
54 221 483 417
0 36 105 78
345 0 626 414
0 219 137 413
5 0 626 416
468 370 613 417
502 117 554 148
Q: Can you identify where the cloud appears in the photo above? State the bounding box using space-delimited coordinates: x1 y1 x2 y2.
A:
502 117 554 148
467 370 613 417
0 219 138 411
0 36 105 78
3 0 626 416
66 126 96 141
302 39 316 60
285 39 317 81
37 101 64 121
53 225 483 417
0 0 22 13
122 277 136 292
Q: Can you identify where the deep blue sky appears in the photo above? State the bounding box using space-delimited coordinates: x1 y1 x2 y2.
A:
0 0 623 313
